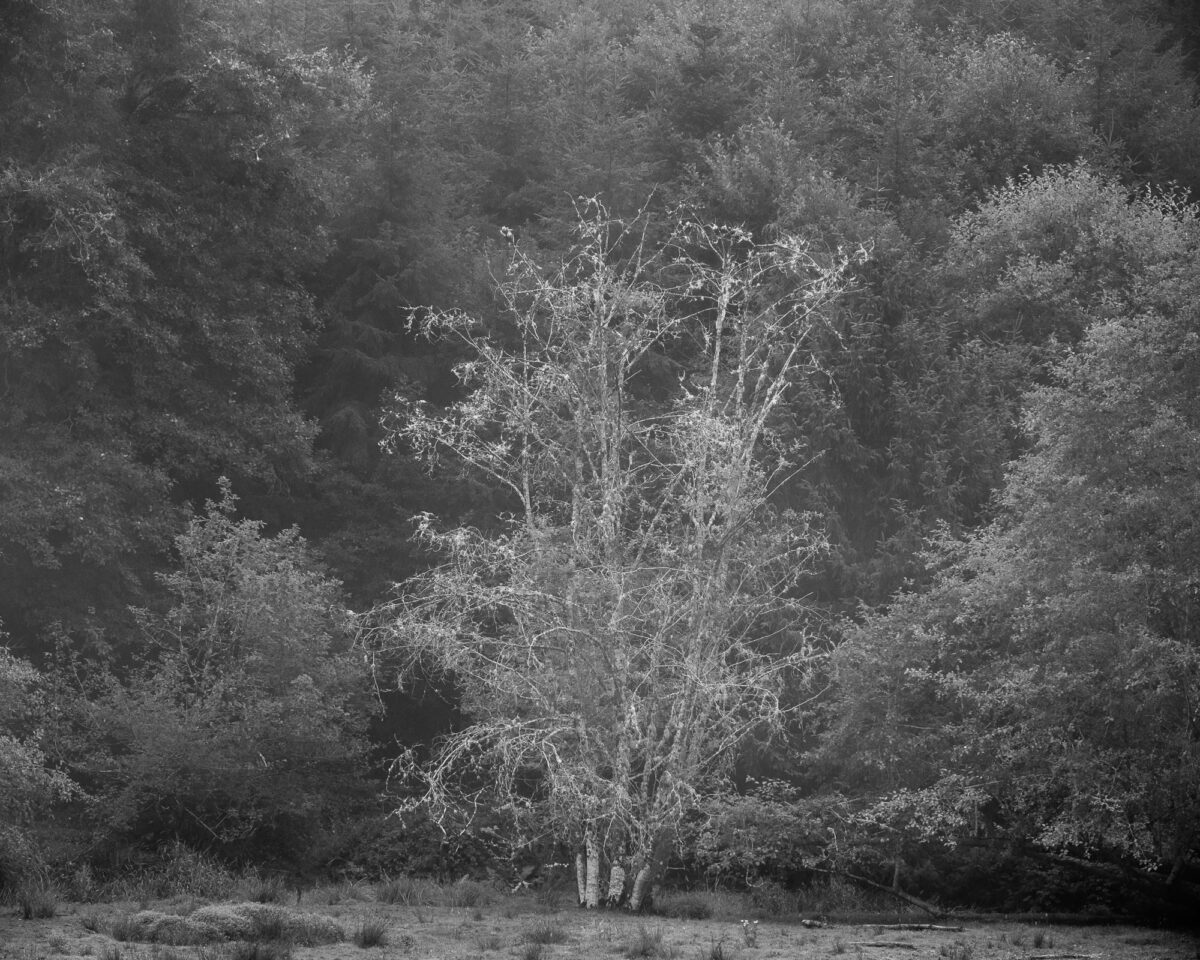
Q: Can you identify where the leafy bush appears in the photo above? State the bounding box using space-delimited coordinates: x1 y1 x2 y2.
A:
340 807 506 881
685 780 825 888
0 649 76 902
72 484 371 860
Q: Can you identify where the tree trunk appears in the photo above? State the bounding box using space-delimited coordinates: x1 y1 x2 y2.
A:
627 860 654 912
627 834 671 912
575 851 586 907
605 862 627 908
584 828 601 909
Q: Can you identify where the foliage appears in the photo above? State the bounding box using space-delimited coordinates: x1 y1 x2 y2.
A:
940 34 1094 193
72 483 369 859
829 183 1200 883
368 204 854 907
0 0 371 650
0 647 75 899
685 779 827 888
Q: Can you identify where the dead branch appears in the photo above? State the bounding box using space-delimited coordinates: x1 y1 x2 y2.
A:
1024 954 1100 959
847 942 918 950
826 868 944 918
874 923 964 931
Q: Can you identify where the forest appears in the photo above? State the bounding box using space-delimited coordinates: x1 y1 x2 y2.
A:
3 0 1200 923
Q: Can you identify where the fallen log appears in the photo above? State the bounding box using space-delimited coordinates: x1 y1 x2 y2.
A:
847 942 917 950
1025 955 1100 960
874 923 964 932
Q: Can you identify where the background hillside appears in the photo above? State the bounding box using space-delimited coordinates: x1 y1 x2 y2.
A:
2 0 1198 919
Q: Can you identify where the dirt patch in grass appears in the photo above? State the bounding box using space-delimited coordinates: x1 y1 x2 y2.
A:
0 894 1195 960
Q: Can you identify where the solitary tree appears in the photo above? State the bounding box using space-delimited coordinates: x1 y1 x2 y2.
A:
367 204 854 908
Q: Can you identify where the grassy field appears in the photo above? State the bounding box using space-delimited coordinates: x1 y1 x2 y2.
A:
1 879 1195 960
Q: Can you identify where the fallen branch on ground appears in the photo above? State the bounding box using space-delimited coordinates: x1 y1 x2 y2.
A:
875 923 964 931
847 942 917 950
1025 954 1100 959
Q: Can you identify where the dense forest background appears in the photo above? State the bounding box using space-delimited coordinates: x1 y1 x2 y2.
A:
3 0 1200 919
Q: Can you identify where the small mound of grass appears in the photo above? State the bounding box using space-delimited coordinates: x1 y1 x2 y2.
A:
189 902 343 945
523 918 568 944
353 917 389 948
105 911 223 945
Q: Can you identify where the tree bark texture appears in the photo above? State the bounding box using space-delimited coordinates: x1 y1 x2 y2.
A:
584 828 601 909
605 862 627 908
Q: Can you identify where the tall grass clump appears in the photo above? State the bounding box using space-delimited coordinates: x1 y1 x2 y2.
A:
353 917 389 948
443 877 495 907
623 924 670 958
375 875 436 906
19 886 58 919
522 918 568 945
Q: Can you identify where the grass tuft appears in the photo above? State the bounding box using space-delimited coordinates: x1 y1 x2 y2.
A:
353 917 389 948
443 877 495 908
230 943 293 960
375 876 435 906
19 886 58 919
938 939 974 960
623 924 671 958
523 918 568 944
249 875 290 904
